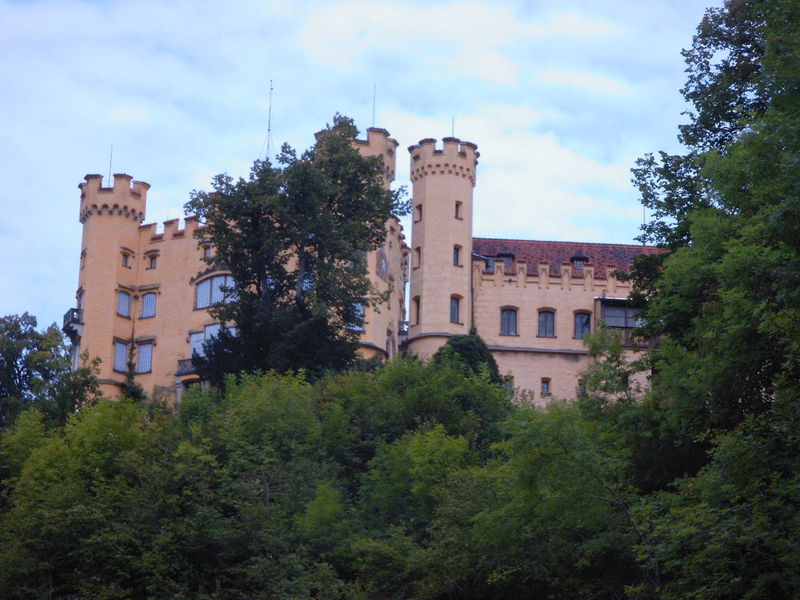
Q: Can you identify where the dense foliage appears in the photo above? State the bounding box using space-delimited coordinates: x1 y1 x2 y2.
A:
2 1 799 597
0 313 100 430
185 115 407 385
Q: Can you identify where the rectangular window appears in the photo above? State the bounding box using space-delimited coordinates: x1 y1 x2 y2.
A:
148 255 157 269
455 201 462 219
196 279 211 308
453 246 461 266
414 204 422 222
137 343 153 373
117 291 130 317
190 323 224 358
114 341 128 372
141 292 157 318
203 246 212 259
538 311 555 337
486 257 495 272
574 313 591 338
541 378 551 397
413 296 421 325
601 302 642 328
190 332 205 357
211 276 226 304
348 303 366 331
205 323 222 340
450 297 460 324
414 247 421 268
121 253 129 267
500 309 517 336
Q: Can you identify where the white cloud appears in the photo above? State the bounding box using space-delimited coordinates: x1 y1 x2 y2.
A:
540 10 619 37
537 69 630 96
298 1 616 84
112 107 151 121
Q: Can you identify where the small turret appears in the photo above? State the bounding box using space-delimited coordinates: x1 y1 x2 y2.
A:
353 127 399 183
408 137 479 186
79 173 149 224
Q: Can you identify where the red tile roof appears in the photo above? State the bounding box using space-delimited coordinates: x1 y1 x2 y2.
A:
472 237 662 279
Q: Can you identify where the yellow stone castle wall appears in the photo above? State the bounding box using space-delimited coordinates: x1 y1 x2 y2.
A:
71 128 407 401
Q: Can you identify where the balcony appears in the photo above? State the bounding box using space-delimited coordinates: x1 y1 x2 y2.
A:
62 308 83 341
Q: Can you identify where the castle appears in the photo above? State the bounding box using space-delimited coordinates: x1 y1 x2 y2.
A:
64 127 657 402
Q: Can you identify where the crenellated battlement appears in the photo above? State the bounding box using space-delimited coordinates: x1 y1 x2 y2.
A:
139 215 204 242
353 127 399 182
407 137 479 185
79 173 149 223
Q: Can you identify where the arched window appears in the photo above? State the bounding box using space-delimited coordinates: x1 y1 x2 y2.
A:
450 296 461 324
141 292 157 318
538 310 555 337
574 312 591 338
500 308 517 336
196 274 234 309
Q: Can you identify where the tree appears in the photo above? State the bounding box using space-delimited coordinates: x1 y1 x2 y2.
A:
432 332 502 385
628 0 800 431
185 115 407 385
0 313 100 429
624 2 800 596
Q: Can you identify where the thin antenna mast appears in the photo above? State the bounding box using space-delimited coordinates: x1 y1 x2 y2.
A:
372 83 377 127
266 80 274 160
107 145 113 185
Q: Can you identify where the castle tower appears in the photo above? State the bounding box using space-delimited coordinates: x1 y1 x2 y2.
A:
406 137 478 358
352 128 409 360
66 174 150 397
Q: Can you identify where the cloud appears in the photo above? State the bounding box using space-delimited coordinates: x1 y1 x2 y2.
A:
382 104 636 244
539 10 619 37
537 69 630 96
112 107 151 121
298 1 616 84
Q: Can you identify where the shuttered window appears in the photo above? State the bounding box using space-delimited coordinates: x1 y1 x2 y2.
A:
189 323 225 358
197 275 234 308
137 343 153 373
190 332 205 357
141 292 157 318
114 341 128 372
117 291 130 317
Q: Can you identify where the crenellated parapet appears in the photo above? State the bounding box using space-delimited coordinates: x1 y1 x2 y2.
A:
139 215 205 242
352 127 399 182
408 137 479 186
79 173 149 224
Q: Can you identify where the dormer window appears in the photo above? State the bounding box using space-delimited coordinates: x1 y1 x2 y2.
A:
570 248 589 271
497 249 515 272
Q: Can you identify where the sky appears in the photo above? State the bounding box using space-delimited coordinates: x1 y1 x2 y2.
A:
0 0 720 330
